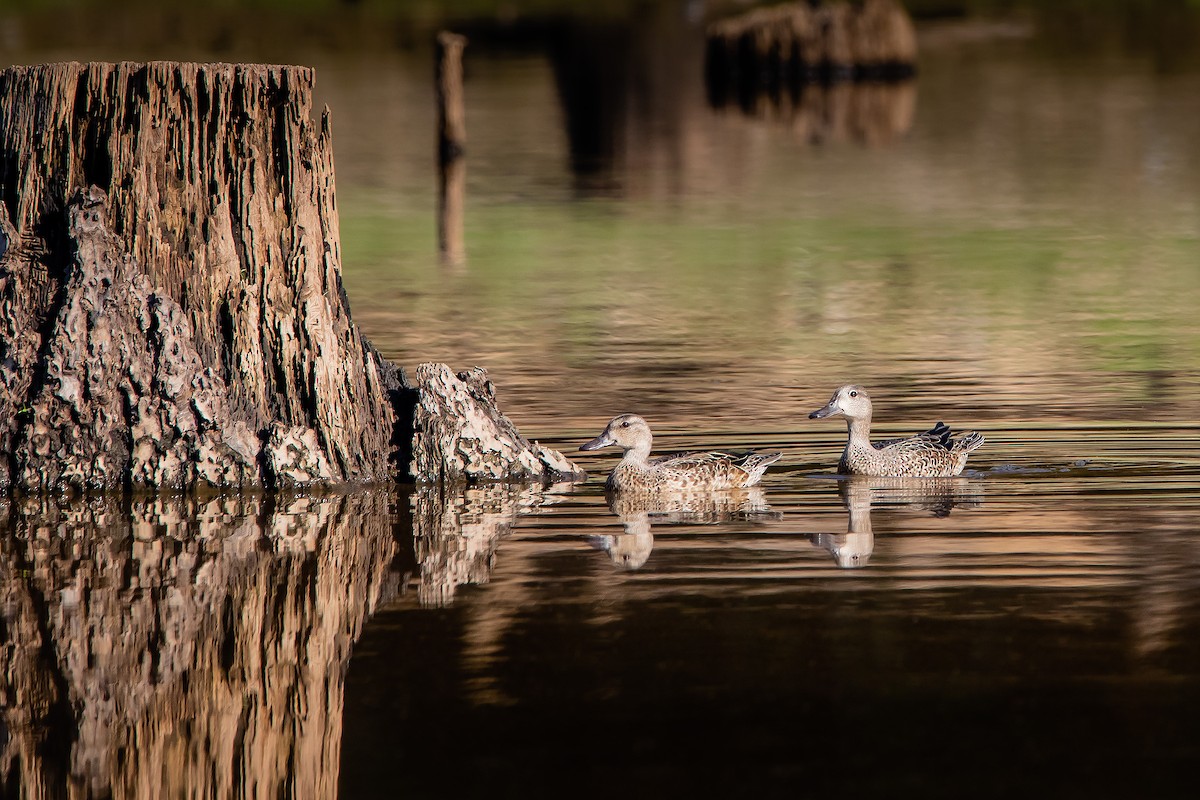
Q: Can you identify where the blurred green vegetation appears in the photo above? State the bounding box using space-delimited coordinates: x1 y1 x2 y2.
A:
341 189 1200 379
4 0 1197 413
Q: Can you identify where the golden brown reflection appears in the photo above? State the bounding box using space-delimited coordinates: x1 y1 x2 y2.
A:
593 487 781 570
411 483 572 606
811 476 983 568
0 490 400 800
702 0 917 145
707 78 917 146
1129 528 1200 660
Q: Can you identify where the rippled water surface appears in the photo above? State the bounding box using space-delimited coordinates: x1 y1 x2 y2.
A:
344 465 1200 797
3 2 1200 797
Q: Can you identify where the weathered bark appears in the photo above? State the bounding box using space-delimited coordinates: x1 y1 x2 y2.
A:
411 362 583 484
0 61 583 489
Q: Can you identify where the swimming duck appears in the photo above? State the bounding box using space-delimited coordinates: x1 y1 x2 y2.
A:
579 414 781 491
808 385 984 477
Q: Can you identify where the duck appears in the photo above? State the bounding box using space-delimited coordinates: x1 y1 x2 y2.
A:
579 414 781 491
808 385 984 477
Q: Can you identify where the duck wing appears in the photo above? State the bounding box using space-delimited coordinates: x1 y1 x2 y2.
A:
873 421 952 451
651 450 711 468
653 449 751 469
653 449 782 485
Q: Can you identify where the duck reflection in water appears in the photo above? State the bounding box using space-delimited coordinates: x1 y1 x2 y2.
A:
591 486 781 570
811 477 984 568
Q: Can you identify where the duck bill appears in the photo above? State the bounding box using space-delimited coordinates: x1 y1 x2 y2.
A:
809 403 840 420
579 433 616 451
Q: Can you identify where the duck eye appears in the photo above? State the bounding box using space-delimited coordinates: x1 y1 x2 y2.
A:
849 391 858 397
620 421 631 428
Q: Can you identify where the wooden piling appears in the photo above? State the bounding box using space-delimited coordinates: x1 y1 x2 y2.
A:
436 31 468 265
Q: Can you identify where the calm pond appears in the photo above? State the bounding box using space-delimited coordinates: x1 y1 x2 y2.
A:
2 2 1199 797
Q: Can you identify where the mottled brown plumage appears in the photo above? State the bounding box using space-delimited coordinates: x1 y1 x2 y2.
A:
580 414 781 491
809 385 984 477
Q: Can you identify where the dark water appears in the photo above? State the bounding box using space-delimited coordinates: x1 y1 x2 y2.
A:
4 463 1198 796
3 1 1200 797
338 445 1200 798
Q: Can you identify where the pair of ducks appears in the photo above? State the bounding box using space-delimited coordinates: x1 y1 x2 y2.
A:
580 385 985 490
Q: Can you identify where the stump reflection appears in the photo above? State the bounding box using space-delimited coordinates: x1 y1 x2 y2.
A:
705 0 918 145
0 490 402 800
411 483 567 606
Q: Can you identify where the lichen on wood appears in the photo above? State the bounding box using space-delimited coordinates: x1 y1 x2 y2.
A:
411 362 584 485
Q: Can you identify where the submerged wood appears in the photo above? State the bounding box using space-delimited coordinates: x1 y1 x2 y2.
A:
705 0 917 92
0 61 583 490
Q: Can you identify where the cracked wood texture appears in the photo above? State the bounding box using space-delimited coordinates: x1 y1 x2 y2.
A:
0 61 584 489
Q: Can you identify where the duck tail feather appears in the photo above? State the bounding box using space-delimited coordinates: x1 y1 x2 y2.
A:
954 432 985 453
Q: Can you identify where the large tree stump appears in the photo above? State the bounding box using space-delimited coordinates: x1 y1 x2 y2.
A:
0 61 583 490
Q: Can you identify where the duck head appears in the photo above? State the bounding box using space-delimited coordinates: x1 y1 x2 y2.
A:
580 414 653 457
809 385 873 421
